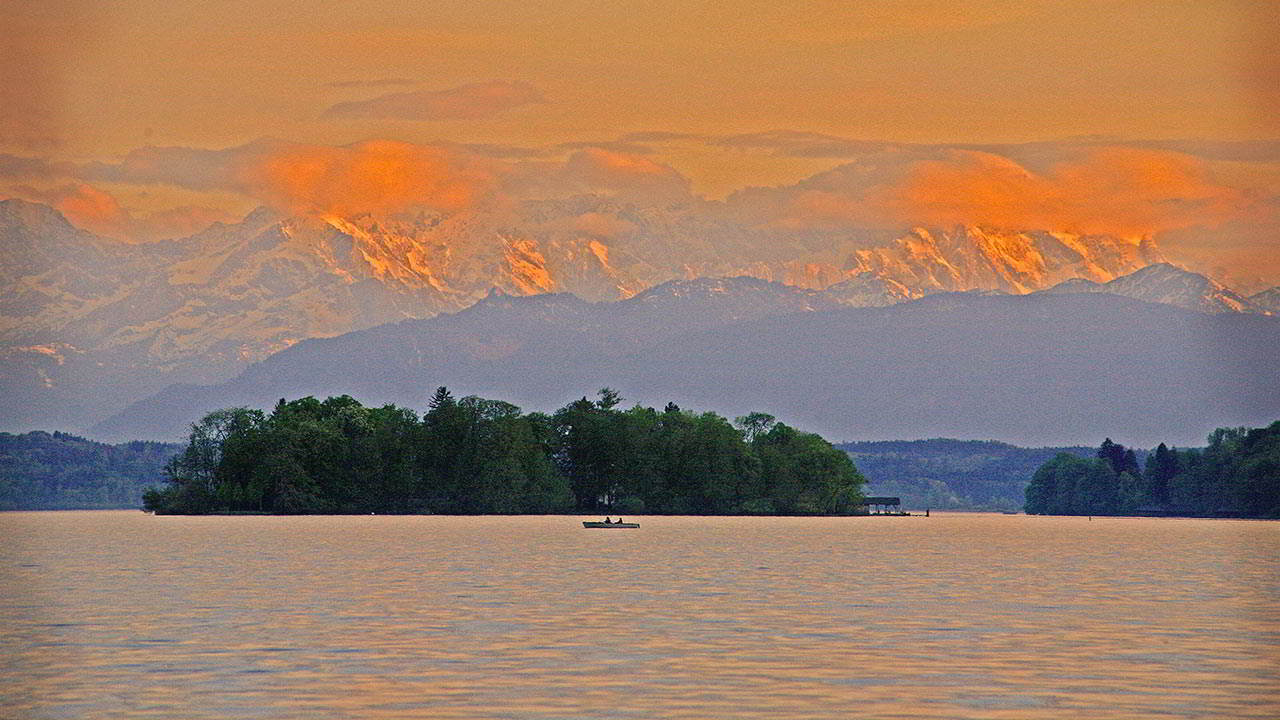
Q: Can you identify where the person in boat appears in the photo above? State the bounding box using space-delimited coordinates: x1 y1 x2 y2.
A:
604 517 612 524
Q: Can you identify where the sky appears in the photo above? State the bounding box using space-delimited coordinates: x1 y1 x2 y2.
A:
3 0 1279 288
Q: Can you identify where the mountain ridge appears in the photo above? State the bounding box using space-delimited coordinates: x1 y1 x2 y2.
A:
1039 262 1270 314
91 282 1280 447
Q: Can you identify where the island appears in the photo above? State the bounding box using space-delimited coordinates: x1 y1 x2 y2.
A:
143 388 868 515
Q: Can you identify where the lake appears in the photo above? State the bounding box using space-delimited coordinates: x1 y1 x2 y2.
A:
1 511 1277 719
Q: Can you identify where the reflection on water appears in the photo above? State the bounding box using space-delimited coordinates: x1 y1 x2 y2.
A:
1 512 1277 719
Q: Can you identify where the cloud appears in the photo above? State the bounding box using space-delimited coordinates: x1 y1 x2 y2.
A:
557 148 692 203
140 205 236 240
233 140 501 217
82 143 249 190
78 139 501 218
457 142 552 159
325 78 417 89
572 211 635 239
556 140 656 155
712 130 894 158
12 183 130 238
64 140 695 221
14 134 1270 249
321 80 545 121
702 129 1280 165
617 131 711 143
732 147 1252 237
7 182 231 241
0 153 75 181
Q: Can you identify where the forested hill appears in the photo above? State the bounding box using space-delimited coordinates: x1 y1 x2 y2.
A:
838 439 1098 511
1026 425 1280 518
143 390 867 516
0 431 181 510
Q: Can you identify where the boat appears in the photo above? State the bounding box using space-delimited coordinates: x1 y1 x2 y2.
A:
583 520 639 528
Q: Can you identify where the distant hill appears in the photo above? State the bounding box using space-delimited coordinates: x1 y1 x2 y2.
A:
838 439 1099 510
93 278 1280 447
1251 287 1280 313
0 431 181 510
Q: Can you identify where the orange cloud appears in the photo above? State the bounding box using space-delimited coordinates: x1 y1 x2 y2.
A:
13 182 131 238
143 205 235 239
233 139 499 217
560 148 692 202
572 211 635 239
760 147 1251 237
7 182 232 241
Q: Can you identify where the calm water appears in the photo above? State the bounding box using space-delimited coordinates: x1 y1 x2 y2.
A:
1 511 1277 719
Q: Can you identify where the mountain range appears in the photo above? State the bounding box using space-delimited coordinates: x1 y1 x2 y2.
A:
2 197 1276 440
92 277 1279 448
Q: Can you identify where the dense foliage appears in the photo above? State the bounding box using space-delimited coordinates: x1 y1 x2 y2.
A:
0 431 181 509
838 439 1096 510
142 389 866 515
1025 423 1280 518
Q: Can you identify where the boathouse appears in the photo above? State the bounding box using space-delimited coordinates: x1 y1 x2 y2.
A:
859 496 902 514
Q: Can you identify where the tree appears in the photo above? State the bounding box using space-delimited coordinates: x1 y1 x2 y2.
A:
596 387 622 411
735 412 776 444
145 408 265 513
1143 443 1179 507
1097 438 1138 477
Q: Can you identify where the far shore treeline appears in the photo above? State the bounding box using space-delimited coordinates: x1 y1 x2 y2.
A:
1025 423 1280 519
143 389 867 515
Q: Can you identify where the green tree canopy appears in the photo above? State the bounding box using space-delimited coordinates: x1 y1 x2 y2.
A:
144 390 867 516
1026 424 1280 518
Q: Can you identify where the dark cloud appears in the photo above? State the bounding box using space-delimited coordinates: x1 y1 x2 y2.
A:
0 154 75 180
455 142 552 159
556 141 656 155
322 80 545 122
711 130 895 158
80 142 260 190
701 130 1280 165
325 78 417 89
616 131 711 143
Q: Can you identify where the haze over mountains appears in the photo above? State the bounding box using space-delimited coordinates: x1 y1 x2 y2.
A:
3 197 1276 444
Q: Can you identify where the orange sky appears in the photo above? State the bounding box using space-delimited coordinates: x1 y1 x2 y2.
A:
3 0 1278 286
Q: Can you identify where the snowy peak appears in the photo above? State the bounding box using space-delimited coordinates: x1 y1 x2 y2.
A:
847 226 1158 297
822 271 913 307
0 198 129 281
1040 262 1269 314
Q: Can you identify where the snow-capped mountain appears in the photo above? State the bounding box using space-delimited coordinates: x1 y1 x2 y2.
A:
848 226 1160 295
0 195 1244 433
1 197 1167 366
1038 262 1269 314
